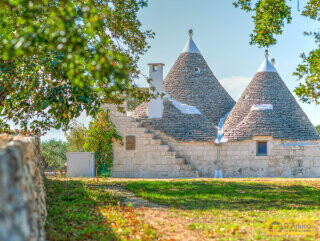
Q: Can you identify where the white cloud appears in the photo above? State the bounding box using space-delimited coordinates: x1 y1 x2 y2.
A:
219 76 251 101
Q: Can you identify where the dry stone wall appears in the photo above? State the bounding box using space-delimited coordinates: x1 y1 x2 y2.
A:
0 135 46 241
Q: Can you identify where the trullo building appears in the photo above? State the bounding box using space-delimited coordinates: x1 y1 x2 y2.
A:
105 30 320 178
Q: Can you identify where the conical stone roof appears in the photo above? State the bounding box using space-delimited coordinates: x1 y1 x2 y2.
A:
130 30 234 142
163 30 235 125
223 51 320 141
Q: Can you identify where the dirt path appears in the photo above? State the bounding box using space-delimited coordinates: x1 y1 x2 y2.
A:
101 184 206 241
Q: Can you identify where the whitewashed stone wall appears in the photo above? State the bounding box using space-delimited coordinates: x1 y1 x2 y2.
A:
0 135 46 241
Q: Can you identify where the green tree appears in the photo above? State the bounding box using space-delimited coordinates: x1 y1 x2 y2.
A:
126 87 149 110
0 0 154 134
41 139 67 172
233 0 320 104
316 125 320 135
84 110 121 175
65 120 88 152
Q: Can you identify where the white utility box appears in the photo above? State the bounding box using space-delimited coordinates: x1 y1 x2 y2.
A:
67 152 95 177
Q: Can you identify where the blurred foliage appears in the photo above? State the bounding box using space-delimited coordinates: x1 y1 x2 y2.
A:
126 87 149 110
84 110 121 175
64 120 87 152
0 0 154 135
316 125 320 135
41 139 67 172
233 0 320 104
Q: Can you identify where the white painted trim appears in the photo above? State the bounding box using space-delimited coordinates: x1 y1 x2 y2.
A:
164 93 201 115
251 104 273 111
257 58 277 73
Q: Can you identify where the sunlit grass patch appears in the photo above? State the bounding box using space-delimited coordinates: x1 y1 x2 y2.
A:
123 179 320 240
45 178 159 240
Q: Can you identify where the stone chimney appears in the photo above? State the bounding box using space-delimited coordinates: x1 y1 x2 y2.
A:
147 63 165 118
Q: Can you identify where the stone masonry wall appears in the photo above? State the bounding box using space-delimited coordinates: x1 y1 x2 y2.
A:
105 105 198 178
153 132 218 177
149 130 320 178
108 105 320 178
168 137 320 178
221 137 320 178
168 141 218 177
0 135 46 241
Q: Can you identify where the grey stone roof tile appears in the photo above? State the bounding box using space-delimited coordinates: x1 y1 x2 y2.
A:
164 52 235 125
131 99 216 142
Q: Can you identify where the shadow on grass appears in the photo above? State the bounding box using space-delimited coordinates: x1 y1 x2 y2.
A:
124 180 320 211
45 179 118 241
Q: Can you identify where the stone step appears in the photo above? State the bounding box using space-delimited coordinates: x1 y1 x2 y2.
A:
138 133 155 139
166 150 176 157
112 112 200 178
130 123 143 128
131 127 148 133
150 139 162 145
159 144 170 152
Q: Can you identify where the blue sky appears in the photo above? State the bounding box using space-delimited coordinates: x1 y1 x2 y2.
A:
43 0 319 141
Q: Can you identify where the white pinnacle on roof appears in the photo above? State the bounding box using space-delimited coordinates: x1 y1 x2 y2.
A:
182 29 201 53
257 50 277 73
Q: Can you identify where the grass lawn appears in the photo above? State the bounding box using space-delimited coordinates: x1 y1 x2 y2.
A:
124 179 320 240
45 178 320 240
45 178 158 240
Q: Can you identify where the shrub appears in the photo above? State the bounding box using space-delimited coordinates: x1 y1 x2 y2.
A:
84 111 122 175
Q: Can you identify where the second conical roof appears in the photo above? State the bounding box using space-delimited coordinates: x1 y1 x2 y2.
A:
223 53 320 141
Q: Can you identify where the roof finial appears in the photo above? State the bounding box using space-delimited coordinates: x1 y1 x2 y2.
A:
257 49 277 72
182 29 200 53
